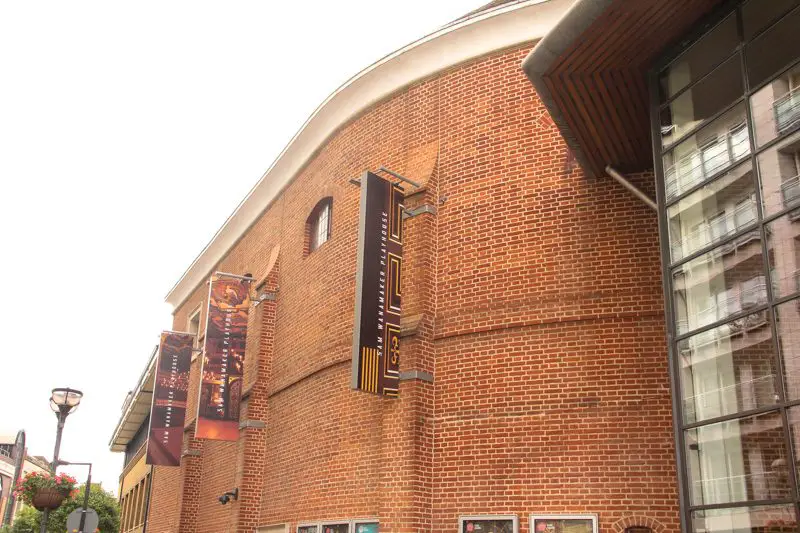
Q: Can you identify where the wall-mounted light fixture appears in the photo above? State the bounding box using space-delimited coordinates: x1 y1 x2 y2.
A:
218 488 239 505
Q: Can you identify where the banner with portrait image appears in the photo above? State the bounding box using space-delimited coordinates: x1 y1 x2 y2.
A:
146 331 193 466
351 171 404 397
196 273 251 441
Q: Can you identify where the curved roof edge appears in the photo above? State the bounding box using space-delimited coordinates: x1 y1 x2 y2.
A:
165 0 572 309
521 0 612 179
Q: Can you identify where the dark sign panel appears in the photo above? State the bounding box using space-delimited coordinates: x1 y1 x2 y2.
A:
146 332 193 466
351 171 403 397
196 273 251 441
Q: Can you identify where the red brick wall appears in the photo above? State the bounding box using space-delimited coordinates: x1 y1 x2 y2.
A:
144 43 678 533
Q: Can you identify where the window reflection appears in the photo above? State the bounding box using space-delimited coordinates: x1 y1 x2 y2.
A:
679 312 777 424
691 504 797 533
661 57 743 148
686 411 790 506
659 15 738 103
776 298 800 400
668 162 756 262
746 7 800 90
673 234 766 335
751 63 800 147
664 105 750 202
743 0 800 40
757 130 800 217
766 211 800 301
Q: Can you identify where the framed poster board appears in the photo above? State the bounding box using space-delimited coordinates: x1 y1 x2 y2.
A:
531 515 598 533
460 515 518 533
320 523 349 533
353 520 378 533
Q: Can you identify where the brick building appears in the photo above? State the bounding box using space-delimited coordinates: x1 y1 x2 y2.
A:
109 0 800 532
0 435 48 526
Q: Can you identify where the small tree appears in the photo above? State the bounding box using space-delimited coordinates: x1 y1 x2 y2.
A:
47 483 119 533
5 506 41 533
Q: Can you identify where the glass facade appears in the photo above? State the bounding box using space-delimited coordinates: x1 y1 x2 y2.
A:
654 1 800 531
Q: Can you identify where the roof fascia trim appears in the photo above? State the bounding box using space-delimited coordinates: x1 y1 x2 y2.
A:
521 0 615 179
164 0 572 310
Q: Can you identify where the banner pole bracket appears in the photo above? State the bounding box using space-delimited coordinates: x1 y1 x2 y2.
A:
402 205 437 220
376 166 421 188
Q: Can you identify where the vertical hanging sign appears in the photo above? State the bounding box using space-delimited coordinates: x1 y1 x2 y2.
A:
196 273 251 440
351 171 404 397
146 332 193 466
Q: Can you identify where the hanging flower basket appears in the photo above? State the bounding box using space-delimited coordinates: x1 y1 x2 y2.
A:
14 471 77 511
31 487 67 510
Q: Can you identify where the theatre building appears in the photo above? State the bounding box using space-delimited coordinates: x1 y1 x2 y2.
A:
109 0 800 532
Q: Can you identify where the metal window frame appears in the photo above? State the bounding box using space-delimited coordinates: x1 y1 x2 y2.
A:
458 515 519 533
529 514 598 533
297 523 320 533
649 0 800 531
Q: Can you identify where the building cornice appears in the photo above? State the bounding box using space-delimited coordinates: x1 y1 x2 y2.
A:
164 0 570 310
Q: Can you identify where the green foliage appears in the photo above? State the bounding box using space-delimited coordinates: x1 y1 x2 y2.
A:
7 506 41 533
3 484 119 533
47 484 119 533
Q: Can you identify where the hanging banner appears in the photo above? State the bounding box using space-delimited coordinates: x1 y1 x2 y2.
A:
146 332 193 466
351 171 404 397
196 273 251 440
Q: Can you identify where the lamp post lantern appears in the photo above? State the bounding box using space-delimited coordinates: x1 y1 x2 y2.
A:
40 387 82 533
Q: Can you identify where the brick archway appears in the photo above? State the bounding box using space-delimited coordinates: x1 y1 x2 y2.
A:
611 516 666 533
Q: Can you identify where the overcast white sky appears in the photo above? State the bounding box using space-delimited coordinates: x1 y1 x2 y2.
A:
0 1 487 494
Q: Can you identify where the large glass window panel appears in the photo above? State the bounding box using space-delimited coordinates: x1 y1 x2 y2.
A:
691 504 797 533
757 130 800 217
766 210 800 300
787 407 800 486
686 411 790 506
659 15 739 103
661 57 744 148
673 234 767 335
746 6 800 90
751 62 800 147
664 104 750 202
743 0 800 40
679 311 778 424
668 162 756 262
776 297 800 400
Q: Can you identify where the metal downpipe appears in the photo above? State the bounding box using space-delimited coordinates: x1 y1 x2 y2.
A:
605 165 657 211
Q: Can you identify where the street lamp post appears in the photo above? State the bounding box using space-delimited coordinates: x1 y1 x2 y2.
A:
57 461 92 533
40 387 82 533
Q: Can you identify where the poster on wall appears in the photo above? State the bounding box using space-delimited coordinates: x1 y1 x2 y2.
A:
531 515 597 533
321 525 349 533
146 331 193 466
354 523 379 533
461 517 517 533
351 171 404 397
196 273 251 441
